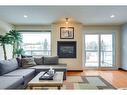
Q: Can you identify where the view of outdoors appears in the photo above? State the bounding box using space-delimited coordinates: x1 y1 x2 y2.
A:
101 35 113 67
85 35 99 67
21 32 51 57
85 34 113 67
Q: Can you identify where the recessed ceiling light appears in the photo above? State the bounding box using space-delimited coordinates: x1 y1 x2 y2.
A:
24 15 28 18
110 15 115 18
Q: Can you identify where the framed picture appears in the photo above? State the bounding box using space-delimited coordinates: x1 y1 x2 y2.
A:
57 41 76 58
60 27 74 39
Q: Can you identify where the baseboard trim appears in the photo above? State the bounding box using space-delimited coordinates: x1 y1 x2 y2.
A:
67 70 83 72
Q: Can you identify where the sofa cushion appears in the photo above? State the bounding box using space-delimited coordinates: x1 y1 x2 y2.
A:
4 69 35 86
4 68 35 79
0 76 23 89
44 56 58 65
34 57 44 65
21 58 36 68
30 64 67 69
0 59 19 75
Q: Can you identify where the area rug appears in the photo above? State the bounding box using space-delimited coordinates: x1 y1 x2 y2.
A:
33 76 116 90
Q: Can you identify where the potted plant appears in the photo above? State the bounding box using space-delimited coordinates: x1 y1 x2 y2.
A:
0 34 13 60
14 48 25 57
6 30 22 58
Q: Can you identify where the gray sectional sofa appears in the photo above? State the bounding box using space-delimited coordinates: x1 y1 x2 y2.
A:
0 56 67 89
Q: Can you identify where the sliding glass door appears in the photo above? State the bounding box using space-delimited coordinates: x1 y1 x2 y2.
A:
85 33 115 68
100 34 114 67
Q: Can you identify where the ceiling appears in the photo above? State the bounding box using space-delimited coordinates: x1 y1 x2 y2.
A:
0 6 127 25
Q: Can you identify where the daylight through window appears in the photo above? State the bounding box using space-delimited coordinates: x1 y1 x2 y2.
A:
20 31 51 57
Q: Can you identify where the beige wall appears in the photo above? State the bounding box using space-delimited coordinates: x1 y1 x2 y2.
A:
15 25 51 30
15 24 121 70
83 25 121 69
52 23 83 70
0 20 14 60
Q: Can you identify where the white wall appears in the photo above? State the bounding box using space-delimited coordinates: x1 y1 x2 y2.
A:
0 20 13 60
121 24 127 70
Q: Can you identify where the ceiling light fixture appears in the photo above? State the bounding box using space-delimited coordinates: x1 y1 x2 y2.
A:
110 15 115 18
24 15 28 18
65 18 69 30
65 18 69 24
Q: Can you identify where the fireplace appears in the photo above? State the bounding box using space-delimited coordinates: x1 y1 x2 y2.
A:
57 41 76 58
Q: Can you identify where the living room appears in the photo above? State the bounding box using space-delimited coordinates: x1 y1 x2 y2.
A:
0 5 127 92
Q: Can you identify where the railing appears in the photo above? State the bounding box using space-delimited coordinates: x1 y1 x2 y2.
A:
24 50 51 56
85 50 113 67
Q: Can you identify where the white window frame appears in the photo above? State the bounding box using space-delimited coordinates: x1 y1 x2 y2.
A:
83 32 116 70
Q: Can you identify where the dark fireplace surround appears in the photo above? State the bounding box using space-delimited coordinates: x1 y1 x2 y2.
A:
57 41 76 58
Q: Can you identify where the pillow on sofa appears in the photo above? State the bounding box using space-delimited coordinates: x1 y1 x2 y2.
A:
44 56 58 65
21 58 36 68
16 57 22 67
34 57 44 65
0 59 19 75
21 55 32 58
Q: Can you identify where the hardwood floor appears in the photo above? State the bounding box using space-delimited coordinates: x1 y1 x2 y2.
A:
67 70 127 89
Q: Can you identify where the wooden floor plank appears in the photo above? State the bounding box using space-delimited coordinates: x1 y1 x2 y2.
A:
67 70 127 89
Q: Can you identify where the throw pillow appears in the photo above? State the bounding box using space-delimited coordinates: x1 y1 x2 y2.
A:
0 59 19 75
34 57 44 65
16 57 22 67
44 56 58 65
21 55 33 58
21 58 36 68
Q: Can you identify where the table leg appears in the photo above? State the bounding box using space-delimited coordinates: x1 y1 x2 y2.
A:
58 86 61 90
29 86 33 90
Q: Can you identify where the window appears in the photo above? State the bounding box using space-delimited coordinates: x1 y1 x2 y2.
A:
20 31 51 57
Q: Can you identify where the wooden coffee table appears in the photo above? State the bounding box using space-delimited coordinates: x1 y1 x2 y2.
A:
27 72 63 90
